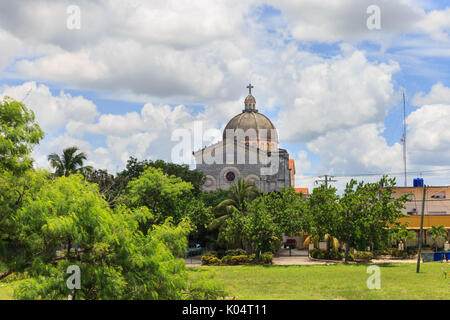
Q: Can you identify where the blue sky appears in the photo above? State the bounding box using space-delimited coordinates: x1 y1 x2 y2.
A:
0 0 449 191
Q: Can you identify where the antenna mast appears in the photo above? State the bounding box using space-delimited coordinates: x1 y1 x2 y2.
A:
401 90 407 187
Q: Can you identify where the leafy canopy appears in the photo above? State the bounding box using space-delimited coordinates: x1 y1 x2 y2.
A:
0 97 44 174
2 173 223 300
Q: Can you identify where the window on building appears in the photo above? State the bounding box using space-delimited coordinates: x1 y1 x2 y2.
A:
430 191 446 199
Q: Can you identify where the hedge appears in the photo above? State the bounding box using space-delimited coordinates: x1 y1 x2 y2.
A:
201 251 273 266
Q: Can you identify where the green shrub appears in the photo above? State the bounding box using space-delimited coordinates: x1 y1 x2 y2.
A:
389 249 412 258
225 249 247 256
201 255 221 265
373 249 390 257
259 252 273 264
204 251 217 257
220 255 233 265
354 251 373 261
232 255 250 264
310 248 343 260
406 248 417 256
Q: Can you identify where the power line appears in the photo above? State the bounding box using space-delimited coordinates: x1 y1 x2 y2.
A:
298 167 450 178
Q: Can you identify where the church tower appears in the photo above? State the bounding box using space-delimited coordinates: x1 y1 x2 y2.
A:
194 84 294 192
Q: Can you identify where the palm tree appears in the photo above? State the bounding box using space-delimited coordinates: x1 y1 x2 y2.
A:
48 146 92 177
303 234 340 252
427 225 447 252
392 225 416 250
207 178 259 231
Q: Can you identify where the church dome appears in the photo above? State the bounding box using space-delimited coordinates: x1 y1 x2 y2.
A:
222 84 278 148
223 111 277 140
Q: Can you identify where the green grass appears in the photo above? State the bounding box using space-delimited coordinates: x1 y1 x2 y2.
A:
188 263 450 300
1 263 448 300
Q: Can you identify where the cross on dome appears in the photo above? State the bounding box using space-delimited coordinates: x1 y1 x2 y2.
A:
247 83 254 95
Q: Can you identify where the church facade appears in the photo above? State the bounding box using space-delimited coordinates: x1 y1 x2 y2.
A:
194 84 295 192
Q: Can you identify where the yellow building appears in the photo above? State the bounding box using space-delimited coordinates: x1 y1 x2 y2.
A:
393 186 450 247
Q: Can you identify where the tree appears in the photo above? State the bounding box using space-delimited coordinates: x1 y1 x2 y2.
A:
223 187 306 257
392 224 416 250
124 166 194 226
118 157 205 194
84 168 122 207
48 146 92 177
336 176 409 262
0 97 44 175
427 225 447 252
207 178 259 232
304 185 340 246
2 174 224 300
262 187 306 238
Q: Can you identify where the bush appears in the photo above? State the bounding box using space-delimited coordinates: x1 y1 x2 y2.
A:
389 249 413 258
225 249 247 256
201 255 221 265
221 255 234 265
259 252 273 264
204 251 217 257
373 249 389 257
232 255 250 264
406 248 418 256
309 248 343 260
201 253 266 266
354 251 373 261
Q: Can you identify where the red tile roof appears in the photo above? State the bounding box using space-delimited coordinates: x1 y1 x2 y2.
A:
294 187 308 195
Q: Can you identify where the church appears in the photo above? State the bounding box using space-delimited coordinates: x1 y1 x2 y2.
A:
194 84 296 192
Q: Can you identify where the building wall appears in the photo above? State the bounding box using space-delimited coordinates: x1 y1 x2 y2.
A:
195 142 291 192
393 186 450 216
394 186 450 247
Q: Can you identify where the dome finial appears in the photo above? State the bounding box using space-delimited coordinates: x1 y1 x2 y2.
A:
244 83 257 112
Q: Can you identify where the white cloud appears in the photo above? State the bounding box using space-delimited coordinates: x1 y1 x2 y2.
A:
407 103 450 166
1 81 98 134
412 82 450 105
276 49 399 142
415 7 450 41
306 123 403 175
267 0 449 44
294 150 311 174
0 28 23 73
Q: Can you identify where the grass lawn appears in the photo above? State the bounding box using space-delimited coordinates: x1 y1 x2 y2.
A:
188 263 450 300
1 263 448 300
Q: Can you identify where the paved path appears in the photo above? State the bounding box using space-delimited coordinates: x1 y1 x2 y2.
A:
182 251 419 267
273 256 335 265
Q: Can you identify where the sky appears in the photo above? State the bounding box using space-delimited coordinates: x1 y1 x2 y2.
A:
0 0 449 192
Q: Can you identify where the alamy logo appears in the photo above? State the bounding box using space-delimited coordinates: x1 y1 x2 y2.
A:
366 5 381 30
67 265 81 290
366 265 381 290
66 5 81 30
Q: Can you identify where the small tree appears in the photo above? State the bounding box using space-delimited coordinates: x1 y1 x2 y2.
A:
124 166 194 226
2 174 224 299
304 185 340 247
208 178 259 230
392 224 416 250
335 176 409 262
428 225 447 252
48 146 92 177
0 97 44 175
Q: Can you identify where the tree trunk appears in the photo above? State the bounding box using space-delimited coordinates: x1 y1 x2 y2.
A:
344 242 350 263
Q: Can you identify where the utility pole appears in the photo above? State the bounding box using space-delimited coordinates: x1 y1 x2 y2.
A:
400 90 407 187
416 185 427 273
315 175 337 188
